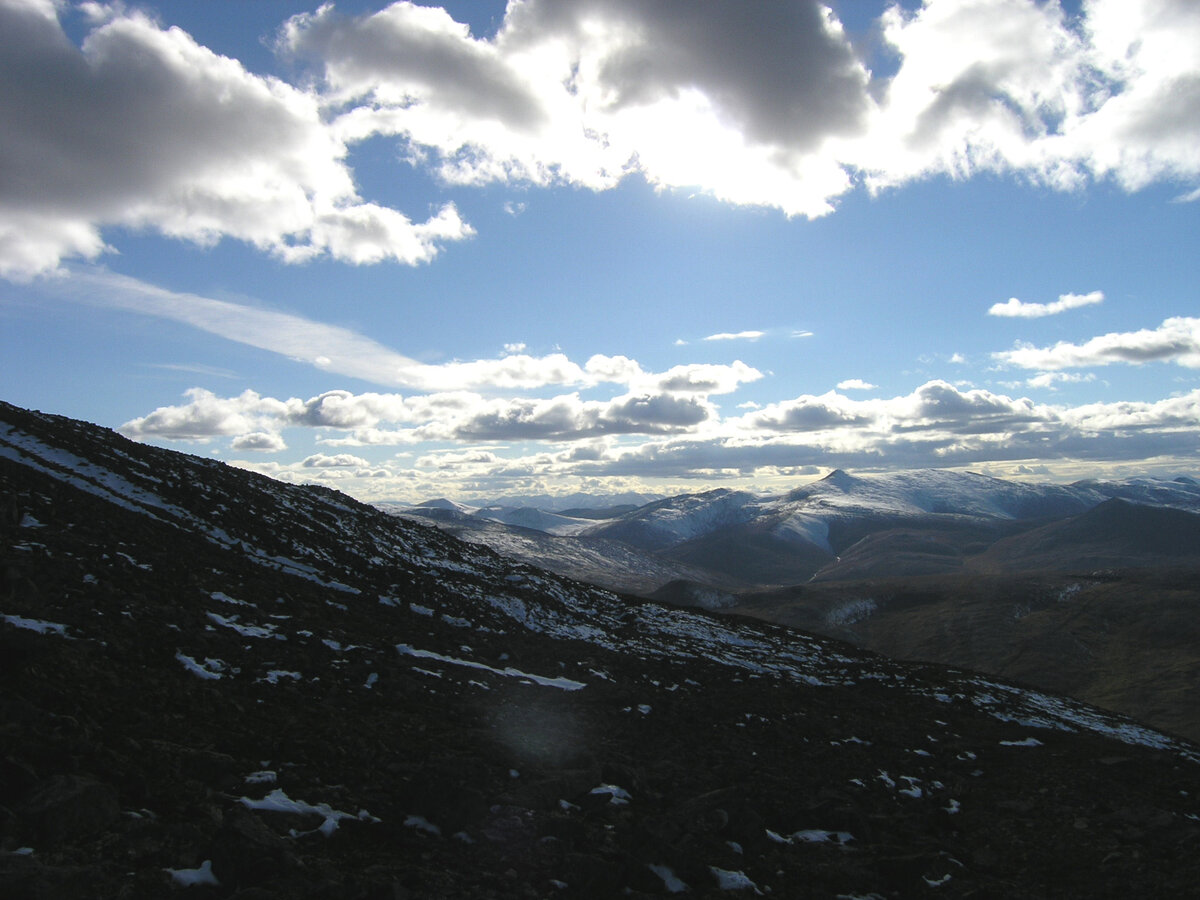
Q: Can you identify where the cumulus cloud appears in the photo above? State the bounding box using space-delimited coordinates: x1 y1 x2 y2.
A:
0 0 472 279
282 0 870 216
174 378 1200 501
584 384 1200 482
121 374 739 448
442 391 713 441
650 362 762 395
988 290 1104 318
749 392 873 432
5 0 1197 279
121 388 293 440
231 432 287 452
302 453 371 468
280 0 1199 224
742 380 1043 438
995 317 1200 370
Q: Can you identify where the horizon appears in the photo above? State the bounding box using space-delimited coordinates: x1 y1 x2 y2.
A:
2 0 1198 504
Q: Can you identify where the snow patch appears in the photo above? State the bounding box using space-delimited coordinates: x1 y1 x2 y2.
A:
164 859 219 887
2 614 71 637
240 788 378 837
1000 737 1044 747
403 814 442 836
710 867 762 893
396 644 586 691
590 784 632 806
649 863 689 893
175 653 225 681
826 597 877 627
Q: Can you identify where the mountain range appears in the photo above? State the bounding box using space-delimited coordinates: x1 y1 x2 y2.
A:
391 468 1200 588
390 467 1200 744
4 399 1200 897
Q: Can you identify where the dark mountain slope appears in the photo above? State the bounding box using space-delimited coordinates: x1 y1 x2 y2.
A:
974 497 1200 572
735 568 1200 743
658 523 834 586
3 400 1200 898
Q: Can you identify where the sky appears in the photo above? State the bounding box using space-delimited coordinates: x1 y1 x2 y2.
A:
1 0 1198 504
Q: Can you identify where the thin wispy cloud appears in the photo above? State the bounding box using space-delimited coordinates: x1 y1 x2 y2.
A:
50 269 760 395
988 291 1104 318
1025 372 1097 389
144 362 239 379
703 330 766 342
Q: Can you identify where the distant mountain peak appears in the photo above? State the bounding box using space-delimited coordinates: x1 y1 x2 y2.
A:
821 468 854 485
415 497 471 511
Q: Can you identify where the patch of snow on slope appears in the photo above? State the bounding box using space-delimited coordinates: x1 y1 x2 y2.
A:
773 512 832 551
2 614 71 637
827 598 878 627
164 860 219 887
175 653 225 680
648 864 689 893
0 427 187 522
239 788 377 837
395 644 586 691
207 611 283 640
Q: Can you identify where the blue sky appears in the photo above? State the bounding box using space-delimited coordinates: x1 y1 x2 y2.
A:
2 0 1198 502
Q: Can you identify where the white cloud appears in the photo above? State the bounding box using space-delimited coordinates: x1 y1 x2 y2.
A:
586 384 1200 482
836 379 876 391
122 388 293 440
285 0 1200 224
0 0 472 279
231 431 287 452
156 377 1200 501
649 361 762 395
988 290 1104 318
51 269 739 393
1025 371 1097 389
742 380 1042 437
6 0 1198 280
302 453 371 468
703 330 765 342
120 365 757 448
995 317 1200 370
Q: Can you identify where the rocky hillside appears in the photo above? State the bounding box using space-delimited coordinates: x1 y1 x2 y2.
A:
4 400 1200 898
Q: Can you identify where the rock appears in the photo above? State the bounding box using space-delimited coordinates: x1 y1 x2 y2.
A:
19 775 120 844
209 808 297 888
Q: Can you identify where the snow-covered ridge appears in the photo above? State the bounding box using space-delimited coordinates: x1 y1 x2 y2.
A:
393 468 1200 555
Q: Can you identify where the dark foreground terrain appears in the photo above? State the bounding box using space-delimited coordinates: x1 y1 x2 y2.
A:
3 400 1200 898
